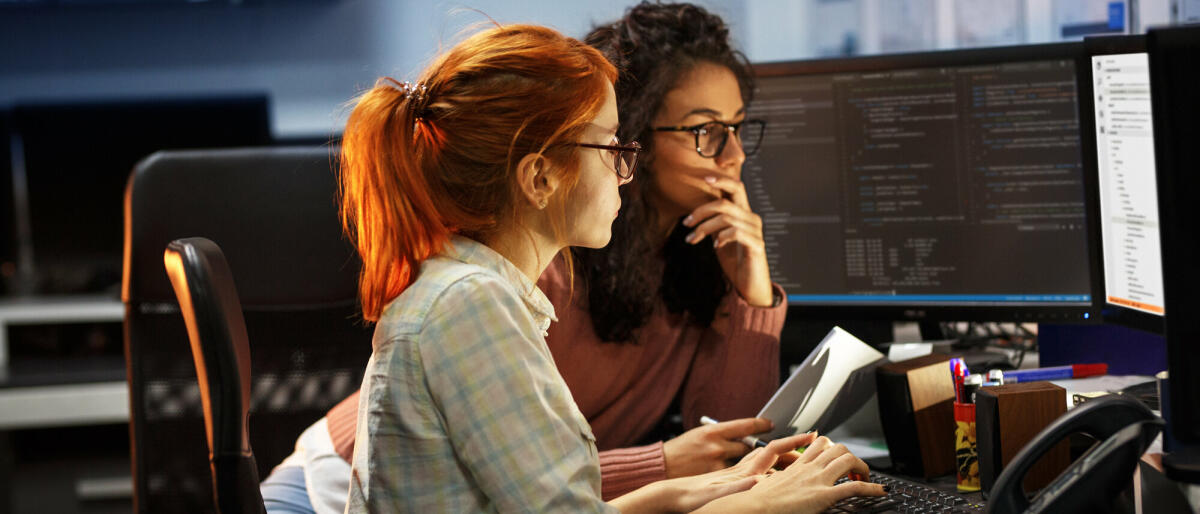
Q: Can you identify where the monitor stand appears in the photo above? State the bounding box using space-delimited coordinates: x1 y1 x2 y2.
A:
1164 445 1200 484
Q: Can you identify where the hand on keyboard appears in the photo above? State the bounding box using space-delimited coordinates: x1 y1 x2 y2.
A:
743 435 887 513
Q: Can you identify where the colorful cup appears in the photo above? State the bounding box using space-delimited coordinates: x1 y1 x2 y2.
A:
954 401 980 492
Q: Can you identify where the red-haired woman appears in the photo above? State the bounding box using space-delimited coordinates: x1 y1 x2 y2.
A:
263 4 888 514
331 22 882 513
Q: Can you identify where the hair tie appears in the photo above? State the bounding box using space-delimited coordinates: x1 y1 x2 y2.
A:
400 81 431 120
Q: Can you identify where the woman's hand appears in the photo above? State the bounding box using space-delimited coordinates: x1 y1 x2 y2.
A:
652 431 820 513
706 436 887 514
681 175 774 307
662 417 774 477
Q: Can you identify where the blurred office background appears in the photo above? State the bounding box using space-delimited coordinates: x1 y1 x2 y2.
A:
0 0 1188 140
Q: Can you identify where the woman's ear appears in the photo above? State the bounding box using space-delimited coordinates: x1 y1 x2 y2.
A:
516 152 561 210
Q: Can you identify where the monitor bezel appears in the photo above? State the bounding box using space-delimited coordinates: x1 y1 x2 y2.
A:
1078 34 1166 335
751 42 1103 323
1148 24 1200 462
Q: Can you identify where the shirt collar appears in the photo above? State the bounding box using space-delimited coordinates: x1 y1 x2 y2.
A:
442 235 558 333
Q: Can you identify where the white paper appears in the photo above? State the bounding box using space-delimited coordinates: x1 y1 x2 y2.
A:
887 342 933 362
757 326 885 440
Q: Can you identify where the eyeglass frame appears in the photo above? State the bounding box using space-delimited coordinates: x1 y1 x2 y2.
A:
571 141 641 184
651 119 765 158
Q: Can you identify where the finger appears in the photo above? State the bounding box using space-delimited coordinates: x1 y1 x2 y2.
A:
708 417 774 439
733 446 780 473
830 478 887 499
798 436 832 463
684 198 760 229
766 431 816 451
821 452 871 484
812 442 850 468
714 226 765 252
687 215 757 246
703 175 749 207
762 432 816 461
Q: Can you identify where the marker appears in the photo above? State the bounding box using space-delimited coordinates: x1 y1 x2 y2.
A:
963 374 983 404
1002 364 1108 383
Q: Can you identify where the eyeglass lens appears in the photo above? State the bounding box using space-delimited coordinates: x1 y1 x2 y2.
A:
697 120 764 158
616 149 637 181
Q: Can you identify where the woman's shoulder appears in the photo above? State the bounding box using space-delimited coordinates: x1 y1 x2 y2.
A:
378 257 514 328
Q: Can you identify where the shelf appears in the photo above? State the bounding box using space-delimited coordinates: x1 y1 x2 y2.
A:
0 294 124 368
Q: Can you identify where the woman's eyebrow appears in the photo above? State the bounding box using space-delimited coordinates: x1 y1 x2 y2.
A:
677 106 747 120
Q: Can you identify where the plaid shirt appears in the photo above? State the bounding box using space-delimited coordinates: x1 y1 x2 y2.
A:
346 236 615 513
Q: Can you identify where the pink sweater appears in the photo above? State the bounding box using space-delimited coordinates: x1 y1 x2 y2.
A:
327 256 786 500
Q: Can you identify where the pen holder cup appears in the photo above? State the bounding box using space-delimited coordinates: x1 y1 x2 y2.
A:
954 402 980 492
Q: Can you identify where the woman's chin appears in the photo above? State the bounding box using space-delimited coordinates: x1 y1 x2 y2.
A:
578 231 613 250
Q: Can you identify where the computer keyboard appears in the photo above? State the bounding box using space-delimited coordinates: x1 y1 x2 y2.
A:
824 471 985 513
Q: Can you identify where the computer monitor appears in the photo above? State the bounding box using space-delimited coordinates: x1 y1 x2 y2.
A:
9 94 271 296
1079 35 1166 335
1147 24 1200 484
745 43 1101 323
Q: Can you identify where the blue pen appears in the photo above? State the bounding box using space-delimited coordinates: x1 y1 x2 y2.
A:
1002 364 1107 383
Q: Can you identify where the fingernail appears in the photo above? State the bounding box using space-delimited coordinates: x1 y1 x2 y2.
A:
683 215 694 226
685 232 697 243
705 176 717 184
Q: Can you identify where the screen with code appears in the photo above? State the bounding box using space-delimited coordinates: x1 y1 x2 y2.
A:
746 50 1095 316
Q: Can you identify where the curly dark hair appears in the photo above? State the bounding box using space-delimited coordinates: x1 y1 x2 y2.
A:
574 2 756 343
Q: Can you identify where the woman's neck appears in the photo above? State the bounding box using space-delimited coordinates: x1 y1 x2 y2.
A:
648 189 686 249
480 227 560 284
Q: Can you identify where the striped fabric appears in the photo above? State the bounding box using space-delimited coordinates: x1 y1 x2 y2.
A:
346 236 615 513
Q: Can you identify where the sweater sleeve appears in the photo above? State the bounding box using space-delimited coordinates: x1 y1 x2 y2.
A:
326 390 360 463
679 283 787 429
597 442 667 501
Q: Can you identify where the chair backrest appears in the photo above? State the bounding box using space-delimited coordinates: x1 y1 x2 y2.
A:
164 237 266 514
123 146 374 513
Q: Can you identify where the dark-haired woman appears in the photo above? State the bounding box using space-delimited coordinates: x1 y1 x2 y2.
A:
262 4 876 513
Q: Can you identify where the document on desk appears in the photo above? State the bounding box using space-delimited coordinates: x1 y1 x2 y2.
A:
757 326 886 441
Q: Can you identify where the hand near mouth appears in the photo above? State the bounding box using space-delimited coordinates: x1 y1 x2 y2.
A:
680 175 775 307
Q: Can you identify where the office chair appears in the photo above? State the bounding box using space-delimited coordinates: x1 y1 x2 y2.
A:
163 237 267 514
123 147 374 513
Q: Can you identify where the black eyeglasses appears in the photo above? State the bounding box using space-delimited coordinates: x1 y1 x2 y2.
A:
573 141 641 185
652 119 765 158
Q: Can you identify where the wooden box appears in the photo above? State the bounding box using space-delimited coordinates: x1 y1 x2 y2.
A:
875 354 956 478
976 381 1069 494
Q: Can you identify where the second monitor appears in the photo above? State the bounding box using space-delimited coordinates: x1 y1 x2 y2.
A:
746 43 1100 323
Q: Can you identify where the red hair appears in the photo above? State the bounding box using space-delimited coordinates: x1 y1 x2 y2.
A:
339 24 617 321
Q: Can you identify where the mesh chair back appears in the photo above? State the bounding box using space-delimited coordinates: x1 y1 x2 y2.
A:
123 146 373 513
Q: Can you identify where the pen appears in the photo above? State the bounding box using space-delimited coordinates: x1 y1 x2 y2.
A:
1002 363 1108 383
